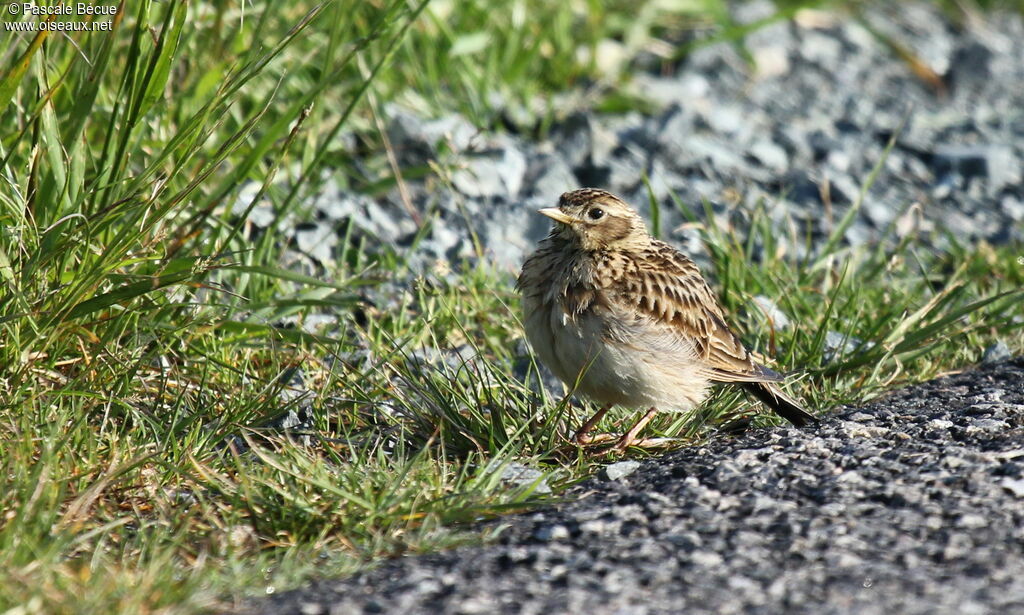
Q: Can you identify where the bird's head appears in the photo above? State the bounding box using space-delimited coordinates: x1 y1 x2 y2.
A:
538 188 650 251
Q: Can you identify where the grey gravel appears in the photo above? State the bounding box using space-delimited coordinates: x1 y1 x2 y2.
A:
239 358 1024 615
525 151 583 203
822 330 869 363
233 183 278 229
232 3 1024 279
498 462 552 495
933 144 1021 197
750 295 792 331
451 138 527 199
983 341 1013 365
387 107 478 160
602 461 642 481
293 222 337 264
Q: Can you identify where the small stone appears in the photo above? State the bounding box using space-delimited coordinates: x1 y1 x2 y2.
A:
944 455 969 469
269 404 315 431
956 514 988 529
426 222 464 257
525 152 578 202
835 470 866 484
363 199 416 244
706 105 745 136
233 182 277 228
678 135 748 174
932 144 1021 195
800 31 843 65
1001 195 1024 223
965 419 1008 435
315 189 358 221
293 222 337 263
579 519 611 535
533 524 570 542
823 330 868 362
500 463 551 494
1001 478 1024 498
751 296 791 330
831 552 865 568
577 38 628 77
863 198 897 228
452 142 527 199
748 140 789 171
297 313 337 335
603 460 642 481
552 112 595 171
474 199 549 270
629 74 709 108
950 41 993 88
455 596 494 615
753 45 790 78
387 106 476 159
842 422 889 439
690 551 725 567
982 341 1012 365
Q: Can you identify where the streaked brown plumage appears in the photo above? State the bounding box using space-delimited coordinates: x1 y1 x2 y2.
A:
517 188 816 452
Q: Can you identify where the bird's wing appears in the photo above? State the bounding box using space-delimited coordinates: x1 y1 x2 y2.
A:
599 240 779 384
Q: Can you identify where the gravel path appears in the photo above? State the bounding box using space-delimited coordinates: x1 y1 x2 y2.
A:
240 357 1024 615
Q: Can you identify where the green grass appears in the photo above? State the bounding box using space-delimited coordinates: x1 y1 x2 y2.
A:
1 0 1023 613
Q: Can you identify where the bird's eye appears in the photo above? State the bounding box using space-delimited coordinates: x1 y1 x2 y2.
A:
587 207 605 220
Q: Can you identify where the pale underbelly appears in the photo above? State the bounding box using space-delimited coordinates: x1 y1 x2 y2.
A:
524 299 709 412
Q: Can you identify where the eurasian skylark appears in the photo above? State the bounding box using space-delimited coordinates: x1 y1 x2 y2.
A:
517 188 816 453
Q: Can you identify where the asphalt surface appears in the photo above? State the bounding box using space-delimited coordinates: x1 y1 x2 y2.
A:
239 357 1024 615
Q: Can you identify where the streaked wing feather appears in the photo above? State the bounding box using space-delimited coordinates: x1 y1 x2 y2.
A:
602 240 774 383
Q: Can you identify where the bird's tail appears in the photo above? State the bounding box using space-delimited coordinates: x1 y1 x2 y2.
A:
741 381 818 427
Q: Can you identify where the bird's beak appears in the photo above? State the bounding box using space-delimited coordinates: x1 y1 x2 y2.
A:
537 207 574 225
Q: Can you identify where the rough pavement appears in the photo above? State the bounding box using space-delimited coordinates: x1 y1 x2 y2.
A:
240 357 1024 615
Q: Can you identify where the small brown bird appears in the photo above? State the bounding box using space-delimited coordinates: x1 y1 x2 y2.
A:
517 188 816 452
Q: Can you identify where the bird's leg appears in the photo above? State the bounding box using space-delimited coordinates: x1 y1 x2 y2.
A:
574 404 614 445
612 406 659 453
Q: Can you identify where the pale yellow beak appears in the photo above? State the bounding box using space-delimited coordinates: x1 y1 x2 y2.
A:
537 207 574 225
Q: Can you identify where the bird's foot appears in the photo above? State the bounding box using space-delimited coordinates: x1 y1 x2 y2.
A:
572 404 613 446
608 406 660 453
607 436 679 454
573 432 619 447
